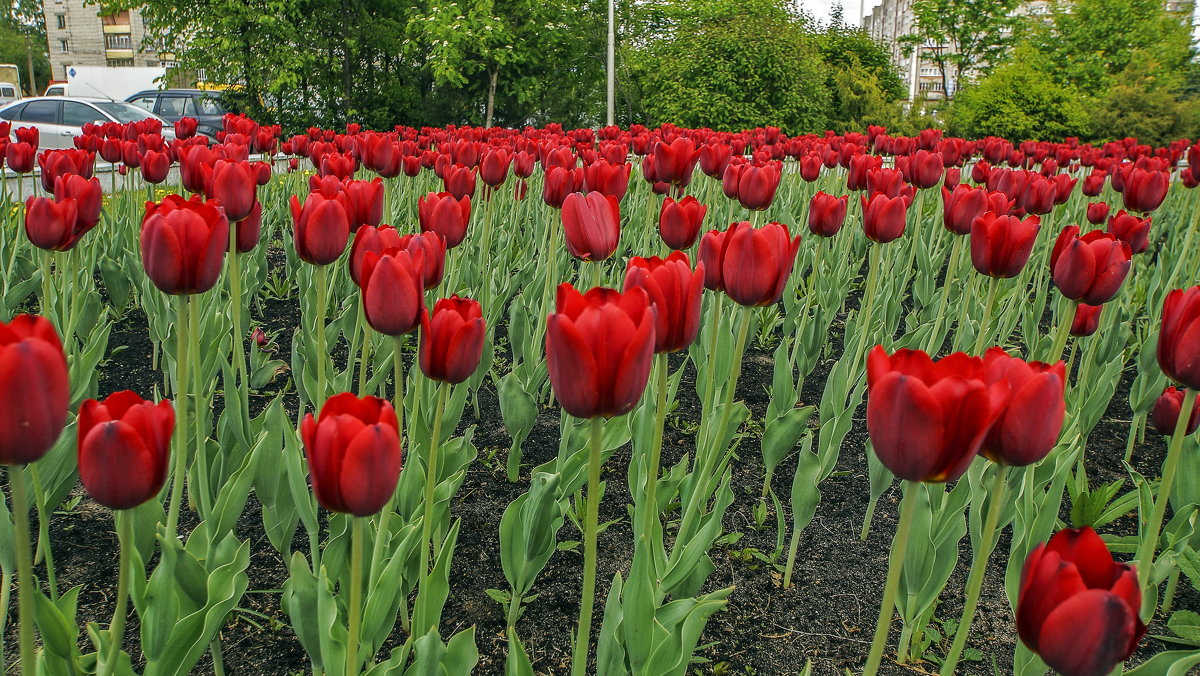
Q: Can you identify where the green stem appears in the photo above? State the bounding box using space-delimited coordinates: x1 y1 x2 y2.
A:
392 335 406 450
1135 387 1198 609
100 511 133 676
1124 413 1145 464
539 212 559 332
166 295 191 537
923 236 963 355
702 304 753 480
228 228 249 414
346 516 364 676
973 276 1000 355
1 569 12 671
314 264 329 411
571 416 604 676
1162 567 1181 616
701 293 725 414
858 245 880 356
644 353 668 528
863 482 918 676
211 640 225 676
29 465 56 599
419 383 449 585
357 304 372 396
40 249 53 325
190 292 205 516
11 466 36 674
941 467 1009 674
1046 298 1076 364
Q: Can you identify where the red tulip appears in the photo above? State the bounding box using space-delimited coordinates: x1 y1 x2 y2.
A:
442 164 477 201
546 284 655 418
651 137 700 187
53 174 102 232
970 212 1040 278
0 315 69 465
1121 168 1169 213
800 154 822 182
1017 527 1144 676
1070 303 1103 337
866 168 907 199
361 249 424 336
699 144 733 179
942 184 989 235
1082 172 1106 196
179 145 217 194
77 391 174 509
417 191 470 249
717 221 801 307
542 166 579 208
723 162 781 211
1085 202 1110 225
861 192 909 243
865 346 1005 482
234 200 262 253
290 192 351 265
582 159 631 201
140 150 171 184
300 393 401 516
561 191 620 262
847 154 881 190
659 196 706 250
808 191 848 238
350 224 405 287
207 160 258 222
419 295 485 384
24 197 80 252
141 195 230 295
981 348 1065 466
479 148 512 188
1158 286 1200 390
398 232 447 290
343 178 384 232
1151 386 1200 436
1049 227 1132 305
174 117 198 139
623 252 704 353
909 149 944 189
1105 210 1151 255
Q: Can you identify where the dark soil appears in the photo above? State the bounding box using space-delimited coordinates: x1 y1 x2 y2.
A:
18 239 1197 676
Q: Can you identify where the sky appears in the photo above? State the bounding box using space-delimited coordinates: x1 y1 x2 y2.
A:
798 0 882 26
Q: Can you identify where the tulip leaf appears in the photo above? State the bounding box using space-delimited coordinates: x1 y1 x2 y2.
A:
1124 649 1200 676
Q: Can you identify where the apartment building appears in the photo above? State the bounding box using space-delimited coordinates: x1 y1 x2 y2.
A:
40 0 173 81
863 0 1196 101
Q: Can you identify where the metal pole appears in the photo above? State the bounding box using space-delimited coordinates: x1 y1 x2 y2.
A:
606 0 615 127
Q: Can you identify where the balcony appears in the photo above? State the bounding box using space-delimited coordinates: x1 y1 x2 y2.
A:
103 24 131 34
104 48 135 60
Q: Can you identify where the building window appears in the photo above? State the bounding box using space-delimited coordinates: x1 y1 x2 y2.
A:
105 34 131 49
101 10 131 25
106 59 135 67
59 39 69 53
56 14 65 29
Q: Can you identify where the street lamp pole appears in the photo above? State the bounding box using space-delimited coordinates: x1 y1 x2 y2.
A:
606 0 614 126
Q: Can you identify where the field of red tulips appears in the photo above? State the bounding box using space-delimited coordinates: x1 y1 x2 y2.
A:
1 117 1200 676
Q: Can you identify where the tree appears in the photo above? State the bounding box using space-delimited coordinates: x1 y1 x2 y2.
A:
625 0 830 133
897 0 1022 100
816 7 906 131
1 0 50 94
948 51 1091 140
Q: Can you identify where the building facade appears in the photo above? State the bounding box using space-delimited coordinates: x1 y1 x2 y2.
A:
40 0 170 81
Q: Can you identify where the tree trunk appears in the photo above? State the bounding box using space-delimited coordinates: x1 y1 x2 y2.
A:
485 64 498 128
25 42 36 96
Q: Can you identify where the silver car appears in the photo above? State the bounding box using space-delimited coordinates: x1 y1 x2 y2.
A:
0 96 175 149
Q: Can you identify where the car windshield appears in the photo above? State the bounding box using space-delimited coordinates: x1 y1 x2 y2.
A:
93 101 158 124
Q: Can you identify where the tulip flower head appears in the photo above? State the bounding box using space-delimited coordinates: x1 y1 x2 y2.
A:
546 284 655 419
77 391 174 509
0 315 69 465
980 348 1065 466
808 192 848 238
141 194 230 295
970 212 1040 279
300 393 402 516
1158 286 1200 390
419 295 486 384
861 192 909 244
291 191 351 265
623 252 704 353
865 346 1006 482
659 195 707 250
1017 527 1145 676
360 248 425 336
1069 303 1103 337
1150 386 1200 436
1049 227 1132 306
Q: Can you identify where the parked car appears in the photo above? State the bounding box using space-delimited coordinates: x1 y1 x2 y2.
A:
0 82 19 106
126 89 229 139
0 96 174 149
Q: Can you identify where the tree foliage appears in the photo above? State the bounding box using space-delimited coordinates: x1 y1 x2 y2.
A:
898 0 1022 99
948 50 1091 140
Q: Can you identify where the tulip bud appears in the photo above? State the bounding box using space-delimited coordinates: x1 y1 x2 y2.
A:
658 196 706 250
623 252 704 353
343 178 384 232
1085 202 1110 225
361 249 424 336
1105 210 1151 255
290 192 351 265
24 197 81 252
723 162 781 211
1158 286 1200 390
1017 527 1144 676
141 195 230 295
651 137 700 187
77 391 174 509
0 315 70 465
1049 227 1132 305
1121 168 1169 214
300 393 401 516
1150 386 1200 436
808 191 848 238
941 184 987 235
561 191 620 262
970 212 1040 279
717 221 801 307
861 192 909 244
174 117 198 139
980 348 1065 466
419 295 485 383
546 284 655 419
1070 303 1103 337
417 191 470 249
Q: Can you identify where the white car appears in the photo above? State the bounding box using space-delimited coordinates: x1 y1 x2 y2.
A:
0 96 175 149
0 82 18 106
